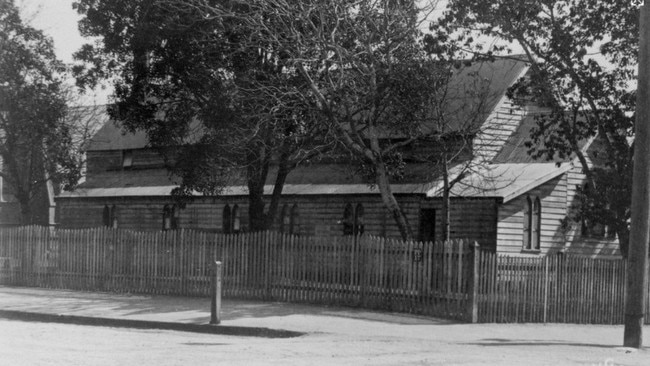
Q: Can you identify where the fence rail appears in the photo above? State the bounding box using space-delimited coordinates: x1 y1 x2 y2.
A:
0 226 474 321
1 226 649 324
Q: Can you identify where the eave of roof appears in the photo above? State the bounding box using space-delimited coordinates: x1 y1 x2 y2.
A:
57 182 435 199
426 162 572 203
58 162 569 201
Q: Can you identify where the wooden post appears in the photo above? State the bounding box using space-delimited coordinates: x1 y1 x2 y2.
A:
467 241 480 323
625 2 650 348
543 257 549 324
210 261 223 325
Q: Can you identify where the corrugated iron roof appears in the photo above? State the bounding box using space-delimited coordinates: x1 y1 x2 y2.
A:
60 162 569 201
87 119 150 151
426 162 572 203
85 58 529 151
58 182 434 199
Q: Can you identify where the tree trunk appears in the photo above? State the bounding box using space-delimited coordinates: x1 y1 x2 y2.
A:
246 147 293 232
18 197 32 226
375 161 414 241
264 154 291 230
246 149 270 232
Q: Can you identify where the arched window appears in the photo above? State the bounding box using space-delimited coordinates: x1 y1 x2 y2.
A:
103 205 111 227
523 196 532 250
354 203 365 236
523 196 541 251
343 203 354 236
223 205 232 234
532 197 541 250
110 205 118 229
279 204 289 233
163 205 180 231
163 205 172 230
172 205 180 229
232 204 241 233
290 204 299 235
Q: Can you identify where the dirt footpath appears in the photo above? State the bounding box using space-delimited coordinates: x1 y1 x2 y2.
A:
0 287 648 365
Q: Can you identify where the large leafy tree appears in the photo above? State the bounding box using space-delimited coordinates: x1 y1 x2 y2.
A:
0 0 77 225
74 0 492 240
73 0 332 230
185 0 470 240
442 0 640 256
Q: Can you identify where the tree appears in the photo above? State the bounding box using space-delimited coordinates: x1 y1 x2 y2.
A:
0 0 77 225
73 0 502 240
187 0 468 240
442 0 641 256
73 0 333 231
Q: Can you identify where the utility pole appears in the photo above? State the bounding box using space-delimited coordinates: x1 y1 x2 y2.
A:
624 2 650 349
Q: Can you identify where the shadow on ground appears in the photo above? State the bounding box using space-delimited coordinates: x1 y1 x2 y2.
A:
465 338 650 350
0 287 459 326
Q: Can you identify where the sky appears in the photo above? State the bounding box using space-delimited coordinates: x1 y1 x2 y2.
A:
17 0 111 105
13 0 450 108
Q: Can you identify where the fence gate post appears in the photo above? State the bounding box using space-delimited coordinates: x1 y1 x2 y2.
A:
467 241 480 323
210 261 223 325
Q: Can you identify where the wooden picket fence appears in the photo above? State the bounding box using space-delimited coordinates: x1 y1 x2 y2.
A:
475 251 650 324
0 226 474 321
2 226 649 324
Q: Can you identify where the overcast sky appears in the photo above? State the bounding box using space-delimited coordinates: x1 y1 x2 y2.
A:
17 0 110 105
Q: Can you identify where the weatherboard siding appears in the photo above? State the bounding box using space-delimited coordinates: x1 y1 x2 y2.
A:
56 194 497 246
86 148 165 175
496 174 568 255
563 161 621 258
473 98 527 162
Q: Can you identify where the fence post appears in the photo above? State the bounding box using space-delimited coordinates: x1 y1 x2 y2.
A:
543 257 549 323
264 232 271 299
210 260 223 325
467 241 480 323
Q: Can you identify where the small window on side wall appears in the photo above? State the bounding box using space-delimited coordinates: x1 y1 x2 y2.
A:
354 203 364 236
343 203 354 236
223 205 231 234
103 205 118 228
163 205 180 231
279 204 289 233
232 204 241 233
342 203 364 236
523 196 540 251
222 204 242 234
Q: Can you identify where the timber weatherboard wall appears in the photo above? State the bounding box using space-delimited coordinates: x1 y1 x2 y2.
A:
57 194 499 246
473 96 527 161
563 161 620 257
496 174 568 255
86 148 166 174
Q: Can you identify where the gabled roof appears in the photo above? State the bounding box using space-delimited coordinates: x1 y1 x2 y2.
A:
87 118 149 151
62 57 572 203
441 57 528 132
85 57 529 151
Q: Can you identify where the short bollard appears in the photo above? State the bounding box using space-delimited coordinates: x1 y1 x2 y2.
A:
210 261 222 325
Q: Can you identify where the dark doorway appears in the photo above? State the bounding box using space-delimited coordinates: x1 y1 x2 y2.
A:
419 209 436 242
